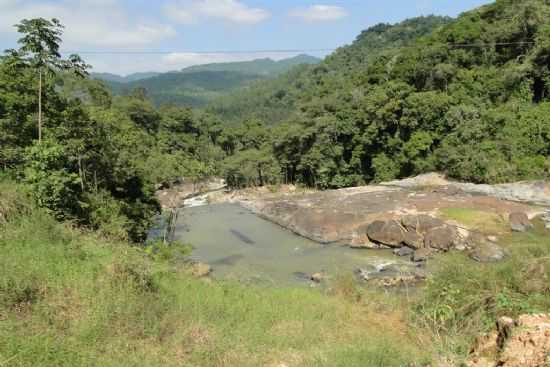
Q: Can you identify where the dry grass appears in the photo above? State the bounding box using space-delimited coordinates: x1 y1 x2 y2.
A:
438 207 509 234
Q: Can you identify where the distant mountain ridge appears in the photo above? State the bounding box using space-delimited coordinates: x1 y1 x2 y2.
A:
180 54 320 76
91 72 161 83
93 54 321 107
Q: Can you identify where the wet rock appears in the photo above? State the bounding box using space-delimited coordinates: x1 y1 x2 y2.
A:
403 230 424 249
509 212 533 232
467 313 550 367
424 225 458 251
412 248 434 262
190 262 212 278
356 260 429 287
310 272 325 283
469 241 506 263
402 214 445 234
349 234 388 249
355 268 371 281
367 273 427 288
393 246 414 257
366 220 405 248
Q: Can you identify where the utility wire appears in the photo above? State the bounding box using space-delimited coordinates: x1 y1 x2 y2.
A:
60 49 336 55
59 41 536 55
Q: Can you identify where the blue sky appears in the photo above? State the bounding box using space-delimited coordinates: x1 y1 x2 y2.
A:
0 0 493 74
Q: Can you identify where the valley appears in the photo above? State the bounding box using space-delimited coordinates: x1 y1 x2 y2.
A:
1 0 549 366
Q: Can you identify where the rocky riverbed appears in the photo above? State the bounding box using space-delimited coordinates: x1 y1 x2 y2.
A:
160 173 549 286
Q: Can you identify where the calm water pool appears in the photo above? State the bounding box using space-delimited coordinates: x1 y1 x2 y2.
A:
173 203 408 286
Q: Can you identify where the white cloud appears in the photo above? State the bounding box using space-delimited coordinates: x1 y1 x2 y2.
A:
289 5 348 23
164 0 270 25
0 0 176 48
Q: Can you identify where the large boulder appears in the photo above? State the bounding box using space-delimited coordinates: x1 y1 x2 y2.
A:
424 225 459 251
401 214 445 234
365 220 406 248
509 212 533 232
403 230 424 249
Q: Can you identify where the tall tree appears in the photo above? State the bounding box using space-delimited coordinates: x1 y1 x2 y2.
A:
10 18 88 142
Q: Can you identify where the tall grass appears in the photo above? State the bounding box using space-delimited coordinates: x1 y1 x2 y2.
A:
414 211 550 361
0 182 428 367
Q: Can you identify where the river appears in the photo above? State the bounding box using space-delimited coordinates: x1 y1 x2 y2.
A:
172 203 411 286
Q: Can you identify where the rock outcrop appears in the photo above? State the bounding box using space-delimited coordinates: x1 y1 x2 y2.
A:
467 314 550 367
383 173 550 207
239 178 538 246
366 220 406 248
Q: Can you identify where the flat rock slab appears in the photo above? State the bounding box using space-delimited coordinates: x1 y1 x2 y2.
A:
240 185 538 244
383 173 550 206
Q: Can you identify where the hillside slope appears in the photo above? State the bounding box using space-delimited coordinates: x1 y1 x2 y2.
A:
207 16 451 125
212 1 550 188
180 54 320 76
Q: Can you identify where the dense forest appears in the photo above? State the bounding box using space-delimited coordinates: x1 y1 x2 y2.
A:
2 0 550 241
208 0 550 188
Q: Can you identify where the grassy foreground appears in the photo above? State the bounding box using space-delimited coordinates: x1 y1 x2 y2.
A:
1 183 549 366
0 182 428 367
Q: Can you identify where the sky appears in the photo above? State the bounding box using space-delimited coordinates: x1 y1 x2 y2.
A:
0 0 494 75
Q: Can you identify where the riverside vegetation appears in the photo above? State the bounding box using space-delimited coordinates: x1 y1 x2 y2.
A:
1 0 550 365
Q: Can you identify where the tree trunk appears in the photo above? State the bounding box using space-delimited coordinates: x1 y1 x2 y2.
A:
38 68 42 143
78 155 85 191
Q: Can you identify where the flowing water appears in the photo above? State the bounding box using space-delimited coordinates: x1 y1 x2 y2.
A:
173 203 410 286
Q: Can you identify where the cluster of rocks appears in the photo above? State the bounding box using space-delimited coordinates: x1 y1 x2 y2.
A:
353 211 543 265
467 314 550 367
357 214 474 262
355 263 428 287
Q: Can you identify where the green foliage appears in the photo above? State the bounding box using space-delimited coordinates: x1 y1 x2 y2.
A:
144 240 192 262
414 224 550 357
208 3 550 187
23 141 82 219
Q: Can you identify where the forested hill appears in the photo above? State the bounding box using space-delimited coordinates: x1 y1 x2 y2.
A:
96 55 320 107
206 15 452 125
180 54 320 76
209 0 550 188
90 72 161 83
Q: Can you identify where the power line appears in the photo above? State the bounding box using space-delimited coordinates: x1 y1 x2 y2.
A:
59 41 536 55
60 48 336 55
